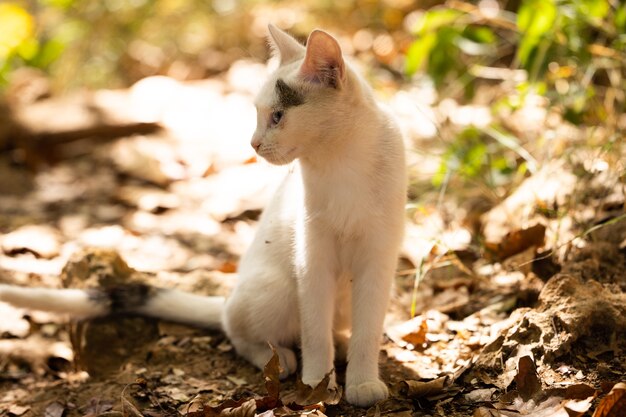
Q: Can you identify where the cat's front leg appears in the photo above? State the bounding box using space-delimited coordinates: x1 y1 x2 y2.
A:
297 227 337 389
345 247 396 407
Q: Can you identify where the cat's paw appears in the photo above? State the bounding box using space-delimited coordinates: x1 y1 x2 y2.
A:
276 346 297 379
345 379 388 407
302 372 338 391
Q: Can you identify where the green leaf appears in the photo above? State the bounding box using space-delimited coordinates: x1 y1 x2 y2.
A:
405 33 436 76
616 3 626 31
412 8 464 36
428 27 462 85
517 0 557 37
17 38 39 61
577 0 609 19
462 142 487 177
32 39 65 68
516 0 557 68
463 26 496 44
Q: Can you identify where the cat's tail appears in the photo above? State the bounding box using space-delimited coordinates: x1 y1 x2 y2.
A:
0 283 224 329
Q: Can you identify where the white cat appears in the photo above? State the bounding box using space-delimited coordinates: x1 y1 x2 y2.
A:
0 25 406 407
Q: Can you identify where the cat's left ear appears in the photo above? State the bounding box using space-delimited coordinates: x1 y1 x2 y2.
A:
300 30 345 89
268 24 305 65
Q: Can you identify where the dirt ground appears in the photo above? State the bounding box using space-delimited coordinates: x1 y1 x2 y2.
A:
0 65 625 417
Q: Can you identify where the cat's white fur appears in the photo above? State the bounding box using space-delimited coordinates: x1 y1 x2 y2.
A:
0 25 406 407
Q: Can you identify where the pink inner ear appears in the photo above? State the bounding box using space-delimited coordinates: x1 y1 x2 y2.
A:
300 30 345 87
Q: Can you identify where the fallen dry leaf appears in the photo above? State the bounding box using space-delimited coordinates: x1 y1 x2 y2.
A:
43 402 66 417
514 356 542 401
80 398 114 417
465 388 498 403
397 376 449 399
563 397 598 417
257 408 328 416
564 384 597 400
7 405 30 416
256 345 282 411
264 346 281 398
220 399 257 417
286 372 342 407
400 317 428 347
2 224 61 259
491 357 596 417
121 395 144 417
473 407 501 417
593 382 626 417
218 261 238 273
186 398 238 417
188 348 285 417
485 224 546 261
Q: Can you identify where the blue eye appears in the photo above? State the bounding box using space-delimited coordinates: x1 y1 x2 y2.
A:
271 110 284 125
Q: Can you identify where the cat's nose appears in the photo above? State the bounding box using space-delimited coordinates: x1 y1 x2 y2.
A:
251 135 262 152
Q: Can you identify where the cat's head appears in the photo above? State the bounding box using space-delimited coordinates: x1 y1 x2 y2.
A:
251 25 354 165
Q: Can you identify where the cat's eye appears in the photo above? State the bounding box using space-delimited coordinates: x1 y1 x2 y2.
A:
271 110 284 126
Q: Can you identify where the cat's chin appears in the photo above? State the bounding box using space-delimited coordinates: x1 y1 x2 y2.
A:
258 147 298 166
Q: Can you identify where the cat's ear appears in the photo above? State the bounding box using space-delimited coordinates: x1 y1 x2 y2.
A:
268 24 305 65
299 30 345 89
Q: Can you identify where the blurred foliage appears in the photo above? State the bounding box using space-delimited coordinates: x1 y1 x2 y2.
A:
406 0 625 192
406 0 625 102
1 0 264 89
0 0 415 91
0 0 623 199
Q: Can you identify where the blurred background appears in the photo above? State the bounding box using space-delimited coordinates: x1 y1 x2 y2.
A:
1 2 626 416
1 0 624 190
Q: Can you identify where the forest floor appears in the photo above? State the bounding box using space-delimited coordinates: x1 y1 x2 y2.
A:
0 61 625 417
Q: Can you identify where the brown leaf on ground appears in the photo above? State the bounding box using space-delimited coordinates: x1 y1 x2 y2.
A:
514 356 542 401
187 398 251 417
80 398 114 417
121 395 144 417
256 345 282 411
400 317 428 347
484 224 546 261
7 405 30 416
43 402 66 417
473 407 501 417
257 408 328 416
283 371 342 407
486 356 597 417
496 394 594 417
188 348 283 416
397 376 449 399
564 384 598 400
220 399 257 417
593 382 626 417
264 345 281 399
0 336 73 375
218 261 238 273
1 225 61 259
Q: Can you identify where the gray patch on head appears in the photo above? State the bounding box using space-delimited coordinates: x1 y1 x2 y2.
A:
276 79 304 108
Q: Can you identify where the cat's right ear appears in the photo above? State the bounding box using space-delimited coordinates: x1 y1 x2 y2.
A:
299 30 345 89
268 24 305 65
